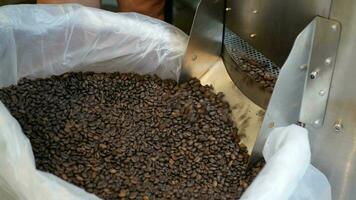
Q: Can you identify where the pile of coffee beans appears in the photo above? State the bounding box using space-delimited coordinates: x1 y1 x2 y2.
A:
0 72 263 200
235 56 277 92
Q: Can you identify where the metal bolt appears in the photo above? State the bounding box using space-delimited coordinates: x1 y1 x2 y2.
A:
313 119 321 127
310 71 319 79
297 122 306 127
252 10 258 14
300 64 307 70
319 90 326 96
325 57 332 65
226 7 232 11
334 120 343 132
331 24 338 30
192 55 198 61
250 33 257 38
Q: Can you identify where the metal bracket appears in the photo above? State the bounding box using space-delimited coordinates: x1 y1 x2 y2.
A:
179 0 225 83
299 18 341 127
249 16 341 164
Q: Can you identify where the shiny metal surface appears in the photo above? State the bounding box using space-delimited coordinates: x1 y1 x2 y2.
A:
223 28 279 109
179 0 356 197
250 18 314 163
251 13 356 198
225 0 332 66
299 19 341 126
179 0 225 82
307 0 356 199
223 47 272 109
178 0 264 153
224 28 280 77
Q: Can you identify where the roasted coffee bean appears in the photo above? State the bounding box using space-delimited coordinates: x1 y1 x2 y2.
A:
237 56 277 90
0 72 264 200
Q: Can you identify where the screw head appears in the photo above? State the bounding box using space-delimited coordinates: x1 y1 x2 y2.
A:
192 55 198 61
300 64 307 70
334 120 343 133
319 90 326 96
297 122 306 127
226 7 232 11
252 10 258 14
250 33 257 38
310 71 318 79
313 119 321 127
331 24 338 30
325 57 332 65
334 123 342 132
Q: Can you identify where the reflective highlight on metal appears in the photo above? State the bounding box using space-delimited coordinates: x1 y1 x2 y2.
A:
179 0 225 82
299 19 341 126
250 17 315 164
307 0 356 198
224 29 279 76
177 0 356 198
223 28 280 108
225 0 332 66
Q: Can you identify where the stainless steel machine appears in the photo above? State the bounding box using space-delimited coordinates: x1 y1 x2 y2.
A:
178 0 356 199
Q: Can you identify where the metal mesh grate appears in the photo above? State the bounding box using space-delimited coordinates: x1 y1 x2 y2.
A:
224 28 280 76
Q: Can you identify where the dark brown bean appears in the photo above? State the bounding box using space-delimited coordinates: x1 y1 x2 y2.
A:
0 72 264 200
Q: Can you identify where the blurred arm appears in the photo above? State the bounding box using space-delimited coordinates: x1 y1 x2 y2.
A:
118 0 165 20
37 0 100 8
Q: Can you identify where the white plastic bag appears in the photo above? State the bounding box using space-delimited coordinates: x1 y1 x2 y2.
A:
241 125 331 200
0 4 187 200
0 4 188 87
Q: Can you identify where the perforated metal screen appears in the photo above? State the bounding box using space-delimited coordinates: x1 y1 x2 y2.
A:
224 28 280 76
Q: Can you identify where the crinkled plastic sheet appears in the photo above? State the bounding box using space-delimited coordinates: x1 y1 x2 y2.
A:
0 4 188 87
241 125 331 200
0 4 187 200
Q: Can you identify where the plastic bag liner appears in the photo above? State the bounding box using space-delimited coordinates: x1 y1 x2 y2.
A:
0 4 331 200
0 4 188 87
0 4 187 200
241 125 332 200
